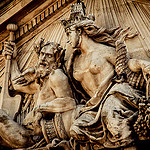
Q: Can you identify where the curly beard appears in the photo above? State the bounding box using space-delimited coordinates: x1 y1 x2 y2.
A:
35 63 51 86
35 62 57 86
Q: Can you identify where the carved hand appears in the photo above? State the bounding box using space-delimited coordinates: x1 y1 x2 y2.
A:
13 67 35 86
3 41 17 59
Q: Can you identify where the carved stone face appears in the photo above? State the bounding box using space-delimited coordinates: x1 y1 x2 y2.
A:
66 26 80 48
36 45 55 78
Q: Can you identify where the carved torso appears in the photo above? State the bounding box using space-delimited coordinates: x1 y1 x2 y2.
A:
37 78 56 105
73 43 116 97
37 69 73 105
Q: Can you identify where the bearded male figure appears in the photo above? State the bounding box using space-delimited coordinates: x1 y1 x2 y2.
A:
0 39 77 149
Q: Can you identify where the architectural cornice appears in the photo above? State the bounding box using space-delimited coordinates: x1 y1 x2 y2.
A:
0 0 74 52
0 0 34 25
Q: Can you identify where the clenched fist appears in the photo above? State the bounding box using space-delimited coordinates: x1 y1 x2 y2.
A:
3 41 17 59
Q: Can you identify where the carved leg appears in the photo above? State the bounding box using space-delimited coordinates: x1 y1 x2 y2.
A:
0 109 34 148
101 94 136 148
70 112 96 141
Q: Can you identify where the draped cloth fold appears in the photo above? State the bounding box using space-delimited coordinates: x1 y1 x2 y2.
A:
70 83 141 149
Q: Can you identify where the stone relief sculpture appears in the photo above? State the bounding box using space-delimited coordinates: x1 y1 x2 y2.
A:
61 1 150 149
0 1 150 150
0 39 80 149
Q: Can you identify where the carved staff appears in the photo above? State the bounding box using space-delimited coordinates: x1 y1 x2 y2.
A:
0 24 21 119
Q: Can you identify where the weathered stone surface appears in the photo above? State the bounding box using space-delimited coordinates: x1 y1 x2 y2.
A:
0 0 149 149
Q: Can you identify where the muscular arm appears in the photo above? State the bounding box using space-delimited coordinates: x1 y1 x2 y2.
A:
36 69 76 113
4 41 38 94
128 59 150 73
37 97 76 113
11 59 38 94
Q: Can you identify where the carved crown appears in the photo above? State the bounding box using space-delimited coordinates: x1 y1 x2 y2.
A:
61 0 95 29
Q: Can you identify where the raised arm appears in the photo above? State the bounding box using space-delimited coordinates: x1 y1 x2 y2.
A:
128 58 150 81
3 41 38 94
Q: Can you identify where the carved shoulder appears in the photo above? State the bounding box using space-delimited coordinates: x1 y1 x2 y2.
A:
49 69 72 98
49 69 68 85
